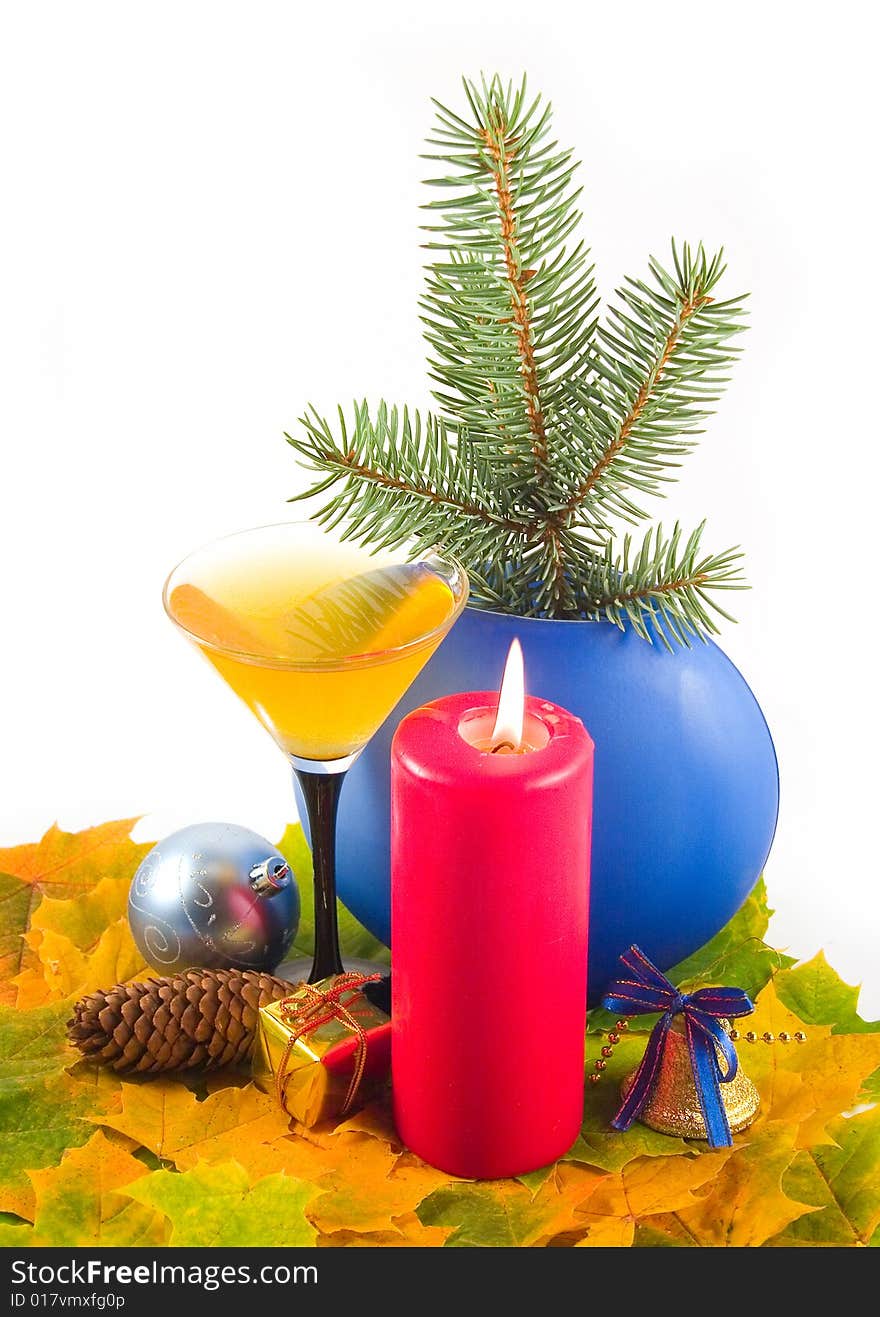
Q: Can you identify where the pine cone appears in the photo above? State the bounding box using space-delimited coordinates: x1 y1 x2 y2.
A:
67 968 292 1074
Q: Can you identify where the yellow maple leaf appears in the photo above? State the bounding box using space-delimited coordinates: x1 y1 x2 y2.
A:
574 1215 637 1247
317 1215 452 1247
746 981 880 1148
667 1122 818 1246
0 820 149 898
569 1146 733 1246
0 821 150 1009
31 877 133 950
6 968 53 1011
96 1080 294 1173
331 1094 402 1146
305 1138 454 1237
23 918 149 1003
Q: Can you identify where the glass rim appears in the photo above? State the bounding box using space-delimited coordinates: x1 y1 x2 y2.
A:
162 519 470 671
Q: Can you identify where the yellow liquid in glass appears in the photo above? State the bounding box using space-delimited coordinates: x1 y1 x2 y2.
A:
167 537 459 761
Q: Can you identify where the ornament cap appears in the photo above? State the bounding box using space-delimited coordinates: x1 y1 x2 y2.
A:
249 857 291 896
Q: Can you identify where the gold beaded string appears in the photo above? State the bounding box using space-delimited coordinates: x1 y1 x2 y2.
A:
589 1018 628 1084
728 1028 807 1045
588 1019 807 1084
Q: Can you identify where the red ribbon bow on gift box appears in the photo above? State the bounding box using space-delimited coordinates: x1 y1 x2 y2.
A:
275 972 382 1117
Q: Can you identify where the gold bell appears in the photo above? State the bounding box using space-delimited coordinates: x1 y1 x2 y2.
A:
620 1016 760 1139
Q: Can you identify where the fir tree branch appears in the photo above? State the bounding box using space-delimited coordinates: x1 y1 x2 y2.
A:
563 291 707 509
292 437 533 534
480 110 548 470
421 75 598 506
581 521 746 650
478 98 586 617
420 76 604 613
286 403 539 563
558 242 747 526
286 76 750 640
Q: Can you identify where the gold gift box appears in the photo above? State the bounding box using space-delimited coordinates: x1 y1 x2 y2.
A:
253 974 391 1127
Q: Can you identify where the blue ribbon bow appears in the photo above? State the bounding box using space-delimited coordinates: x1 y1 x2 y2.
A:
600 945 755 1148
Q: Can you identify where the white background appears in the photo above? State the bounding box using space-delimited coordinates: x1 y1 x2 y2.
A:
2 1 878 1012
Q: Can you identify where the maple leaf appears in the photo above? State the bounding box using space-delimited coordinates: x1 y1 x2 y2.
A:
0 820 149 899
96 1075 442 1245
746 981 880 1149
565 1032 691 1172
631 1220 697 1246
0 1129 165 1248
122 1086 456 1245
23 918 150 1005
582 1145 733 1218
660 1123 817 1246
305 1138 454 1238
569 1146 734 1246
416 1161 606 1248
9 971 54 1011
121 1160 317 1246
775 951 880 1104
782 967 880 1118
332 1094 401 1146
96 1080 293 1174
766 1108 880 1246
317 1212 452 1247
30 876 132 953
0 1004 115 1220
0 821 150 1009
0 873 40 1006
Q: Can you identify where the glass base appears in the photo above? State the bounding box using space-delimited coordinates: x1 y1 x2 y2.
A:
276 953 388 983
275 954 391 1014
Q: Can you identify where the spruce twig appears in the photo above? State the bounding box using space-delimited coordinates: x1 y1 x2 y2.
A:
286 74 749 641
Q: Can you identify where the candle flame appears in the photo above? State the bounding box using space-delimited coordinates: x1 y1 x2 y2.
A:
490 638 525 750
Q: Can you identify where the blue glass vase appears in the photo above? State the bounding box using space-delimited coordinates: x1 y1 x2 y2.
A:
301 607 779 1001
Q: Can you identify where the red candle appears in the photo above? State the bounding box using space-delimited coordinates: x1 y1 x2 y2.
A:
391 641 594 1178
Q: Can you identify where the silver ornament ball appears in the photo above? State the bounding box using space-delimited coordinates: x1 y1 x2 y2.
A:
128 822 300 974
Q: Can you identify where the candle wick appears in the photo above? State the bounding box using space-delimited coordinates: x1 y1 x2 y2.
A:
490 741 516 754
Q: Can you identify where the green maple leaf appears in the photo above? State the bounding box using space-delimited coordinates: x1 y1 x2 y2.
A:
417 1183 539 1247
564 1032 692 1173
0 1004 100 1219
775 951 880 1034
0 1001 69 1079
774 952 880 1102
121 1160 317 1247
633 1223 695 1246
0 1130 165 1249
766 1108 880 1246
416 1173 595 1248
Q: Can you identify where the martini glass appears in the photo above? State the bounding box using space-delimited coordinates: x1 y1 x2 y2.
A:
163 521 468 985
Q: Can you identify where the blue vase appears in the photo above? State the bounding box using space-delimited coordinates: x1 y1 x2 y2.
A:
316 607 779 1001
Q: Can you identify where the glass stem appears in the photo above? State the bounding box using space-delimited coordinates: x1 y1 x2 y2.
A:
293 767 347 983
